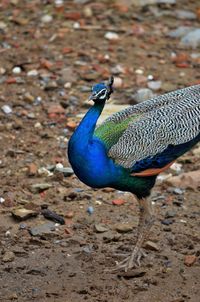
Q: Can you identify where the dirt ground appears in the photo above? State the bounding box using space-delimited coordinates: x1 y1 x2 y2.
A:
0 1 200 301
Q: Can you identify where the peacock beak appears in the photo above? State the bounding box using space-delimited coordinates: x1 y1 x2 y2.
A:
88 93 97 101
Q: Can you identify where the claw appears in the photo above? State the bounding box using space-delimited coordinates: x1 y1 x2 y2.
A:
108 248 147 272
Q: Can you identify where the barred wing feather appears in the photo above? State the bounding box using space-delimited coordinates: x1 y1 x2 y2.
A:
108 88 200 169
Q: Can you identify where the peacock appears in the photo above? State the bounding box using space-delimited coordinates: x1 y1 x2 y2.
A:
68 76 200 272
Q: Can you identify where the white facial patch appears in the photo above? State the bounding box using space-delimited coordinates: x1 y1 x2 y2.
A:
95 88 107 100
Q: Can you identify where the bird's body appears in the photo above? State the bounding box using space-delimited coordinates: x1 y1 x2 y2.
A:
68 78 200 271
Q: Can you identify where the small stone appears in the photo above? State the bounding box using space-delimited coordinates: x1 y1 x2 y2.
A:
3 251 15 262
29 222 56 237
37 167 53 177
1 105 12 114
175 10 197 20
94 223 108 233
134 88 154 103
24 92 35 103
30 183 53 194
0 197 5 203
104 32 119 41
83 6 93 18
34 122 42 129
115 223 134 233
0 21 7 30
144 241 159 251
66 211 74 218
147 80 162 91
55 166 74 177
111 64 125 75
165 210 176 218
135 69 144 75
180 29 200 49
112 199 126 206
161 218 174 225
0 67 6 74
27 69 38 77
44 81 58 91
184 255 197 266
48 104 65 116
12 207 38 221
41 209 65 225
12 66 21 74
41 14 53 23
168 26 194 38
27 163 37 176
174 187 184 195
113 77 123 88
61 67 76 83
87 206 94 215
66 120 77 130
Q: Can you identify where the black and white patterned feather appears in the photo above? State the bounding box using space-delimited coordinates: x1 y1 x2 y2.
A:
106 85 200 168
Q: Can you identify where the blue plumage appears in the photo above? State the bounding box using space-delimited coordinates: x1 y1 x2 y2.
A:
68 77 200 271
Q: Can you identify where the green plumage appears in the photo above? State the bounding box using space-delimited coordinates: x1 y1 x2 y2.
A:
94 115 140 150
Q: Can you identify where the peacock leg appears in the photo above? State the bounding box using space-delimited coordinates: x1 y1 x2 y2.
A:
115 196 155 272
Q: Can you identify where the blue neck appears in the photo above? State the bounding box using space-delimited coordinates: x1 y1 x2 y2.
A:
72 101 105 145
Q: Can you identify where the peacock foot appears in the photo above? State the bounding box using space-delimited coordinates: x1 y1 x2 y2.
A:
113 247 147 272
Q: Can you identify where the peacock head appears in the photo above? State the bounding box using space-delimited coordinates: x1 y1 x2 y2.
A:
89 76 114 103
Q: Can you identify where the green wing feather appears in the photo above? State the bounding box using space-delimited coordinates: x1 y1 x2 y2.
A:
94 115 141 150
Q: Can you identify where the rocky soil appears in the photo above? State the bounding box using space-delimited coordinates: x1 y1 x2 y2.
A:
0 0 200 301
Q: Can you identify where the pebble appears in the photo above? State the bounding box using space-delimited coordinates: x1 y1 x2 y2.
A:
66 211 74 218
29 222 56 237
55 166 74 177
66 120 77 130
112 199 126 206
170 162 182 173
41 209 65 225
180 29 200 49
135 69 144 75
113 77 123 88
175 10 197 20
19 223 27 230
168 26 194 38
87 206 94 215
144 240 159 251
111 64 126 75
41 14 53 23
83 7 93 18
0 197 5 203
12 66 21 74
1 105 12 114
34 122 42 129
94 223 108 233
61 67 76 83
0 21 7 30
12 207 38 221
134 88 154 103
30 183 53 194
5 230 11 237
24 92 35 103
0 67 6 75
38 167 53 177
184 255 197 266
27 69 38 77
165 210 176 218
34 96 42 105
147 80 162 91
115 223 134 233
104 32 119 41
172 187 184 195
2 251 15 262
27 163 37 176
161 218 174 225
